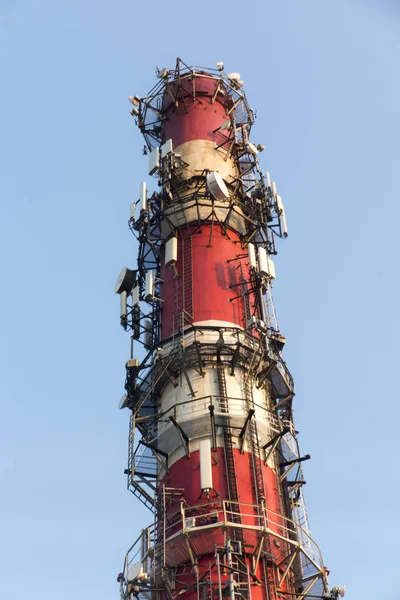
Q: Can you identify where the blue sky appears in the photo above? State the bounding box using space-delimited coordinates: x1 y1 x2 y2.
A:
1 1 399 599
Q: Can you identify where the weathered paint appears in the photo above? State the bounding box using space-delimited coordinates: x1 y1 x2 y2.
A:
160 225 255 339
158 448 292 600
162 75 233 150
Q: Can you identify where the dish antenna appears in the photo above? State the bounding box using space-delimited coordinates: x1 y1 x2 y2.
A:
206 172 229 201
246 142 258 155
331 585 346 598
127 561 148 582
115 267 136 294
118 395 129 410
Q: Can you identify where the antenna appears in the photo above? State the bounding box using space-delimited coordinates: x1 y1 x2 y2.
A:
206 172 229 200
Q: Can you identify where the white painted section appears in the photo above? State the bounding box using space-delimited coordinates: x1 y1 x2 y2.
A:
165 237 178 266
161 200 246 238
156 328 246 368
193 320 244 330
174 139 236 182
148 147 160 175
199 439 213 491
139 182 147 212
155 363 279 471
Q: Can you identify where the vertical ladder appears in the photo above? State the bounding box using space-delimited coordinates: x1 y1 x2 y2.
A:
153 485 166 586
172 256 180 337
244 378 265 509
216 363 244 546
182 234 193 326
244 379 276 600
238 262 251 329
127 413 135 490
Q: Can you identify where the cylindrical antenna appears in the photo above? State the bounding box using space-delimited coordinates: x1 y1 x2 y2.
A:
257 246 268 277
144 271 154 301
139 182 147 212
131 285 139 306
247 243 257 269
120 291 127 318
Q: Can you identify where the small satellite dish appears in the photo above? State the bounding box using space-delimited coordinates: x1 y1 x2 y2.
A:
127 561 148 582
206 172 229 201
247 142 258 155
331 586 346 598
227 72 240 81
220 119 232 131
119 395 129 410
216 61 224 71
114 267 136 294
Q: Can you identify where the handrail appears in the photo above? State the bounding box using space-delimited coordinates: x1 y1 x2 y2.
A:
142 393 295 443
159 498 324 568
122 499 325 595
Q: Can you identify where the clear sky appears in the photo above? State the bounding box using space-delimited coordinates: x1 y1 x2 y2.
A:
1 1 399 599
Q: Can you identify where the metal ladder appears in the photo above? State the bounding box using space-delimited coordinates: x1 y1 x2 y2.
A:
216 362 244 547
238 262 251 329
244 378 265 508
182 234 193 326
127 414 156 513
153 486 185 590
243 379 277 600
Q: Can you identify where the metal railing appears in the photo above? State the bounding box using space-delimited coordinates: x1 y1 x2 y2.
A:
142 393 291 445
121 499 327 598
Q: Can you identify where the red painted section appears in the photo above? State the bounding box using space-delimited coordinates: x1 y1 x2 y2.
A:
160 225 256 339
158 449 295 600
169 556 277 600
160 448 281 513
160 448 284 557
162 75 233 149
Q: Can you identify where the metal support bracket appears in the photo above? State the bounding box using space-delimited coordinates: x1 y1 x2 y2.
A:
263 427 290 464
230 343 242 375
279 454 311 483
239 409 255 453
209 404 217 451
169 416 190 457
